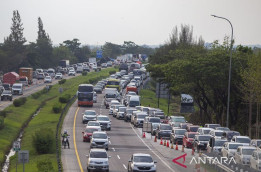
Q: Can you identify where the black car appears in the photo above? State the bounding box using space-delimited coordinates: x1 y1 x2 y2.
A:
1 90 12 101
193 135 212 152
170 129 186 144
156 124 172 139
2 83 11 90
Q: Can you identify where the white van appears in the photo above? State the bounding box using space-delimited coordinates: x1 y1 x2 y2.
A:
12 83 24 95
128 95 140 108
47 68 55 78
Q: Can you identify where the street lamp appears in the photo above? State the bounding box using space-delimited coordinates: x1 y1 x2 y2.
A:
211 15 233 128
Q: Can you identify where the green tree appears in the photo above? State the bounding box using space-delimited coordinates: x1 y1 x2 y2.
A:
3 10 26 53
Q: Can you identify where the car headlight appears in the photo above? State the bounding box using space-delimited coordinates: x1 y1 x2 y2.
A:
104 161 108 165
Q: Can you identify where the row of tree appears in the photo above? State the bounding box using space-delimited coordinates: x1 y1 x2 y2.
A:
0 10 154 73
147 25 261 138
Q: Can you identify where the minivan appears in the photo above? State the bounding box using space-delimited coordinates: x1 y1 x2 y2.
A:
12 83 23 95
128 95 140 107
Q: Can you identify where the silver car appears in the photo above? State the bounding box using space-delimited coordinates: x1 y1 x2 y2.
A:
86 149 110 172
82 110 97 124
128 153 157 172
90 131 110 150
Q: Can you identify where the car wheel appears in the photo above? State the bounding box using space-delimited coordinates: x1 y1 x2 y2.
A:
106 148 108 151
87 168 90 172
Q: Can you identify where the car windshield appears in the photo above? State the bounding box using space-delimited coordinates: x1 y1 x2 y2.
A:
13 86 21 89
209 124 221 129
106 94 116 98
2 90 11 94
127 110 135 114
85 128 98 133
93 133 107 139
133 156 153 163
216 127 230 131
152 123 160 129
97 117 109 121
259 153 261 159
88 122 100 126
190 127 199 132
203 129 212 134
90 152 107 158
215 131 224 136
119 108 126 112
129 101 140 107
256 141 261 147
237 138 251 143
227 132 240 139
198 136 211 141
160 125 172 130
214 140 226 146
107 81 119 85
188 133 196 138
19 78 26 81
229 144 243 149
242 149 255 155
149 118 160 123
137 114 147 119
175 130 186 135
84 111 96 116
171 118 185 122
78 86 93 92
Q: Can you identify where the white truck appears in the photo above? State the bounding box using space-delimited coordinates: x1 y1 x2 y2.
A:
89 57 97 64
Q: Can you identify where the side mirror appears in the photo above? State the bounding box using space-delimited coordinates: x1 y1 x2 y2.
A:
128 159 131 162
154 160 157 163
108 156 111 158
108 137 110 139
82 113 84 115
82 132 84 134
86 155 89 158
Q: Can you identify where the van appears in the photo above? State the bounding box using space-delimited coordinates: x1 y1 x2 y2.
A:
128 95 140 108
19 76 28 86
47 68 55 78
12 83 23 95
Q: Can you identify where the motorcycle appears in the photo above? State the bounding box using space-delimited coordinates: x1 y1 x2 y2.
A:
62 135 70 149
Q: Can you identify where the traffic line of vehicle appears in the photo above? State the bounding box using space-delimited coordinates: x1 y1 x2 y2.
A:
112 147 115 152
73 107 84 172
130 123 176 172
123 164 127 169
117 155 121 159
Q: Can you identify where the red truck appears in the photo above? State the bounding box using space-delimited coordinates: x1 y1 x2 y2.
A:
3 72 19 86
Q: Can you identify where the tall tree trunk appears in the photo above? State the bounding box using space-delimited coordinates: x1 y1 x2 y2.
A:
249 96 252 138
257 102 259 139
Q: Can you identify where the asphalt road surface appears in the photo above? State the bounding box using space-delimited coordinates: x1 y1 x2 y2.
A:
61 90 208 172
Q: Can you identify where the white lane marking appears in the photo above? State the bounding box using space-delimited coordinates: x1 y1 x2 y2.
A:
112 147 115 152
123 164 127 169
117 155 121 159
130 124 175 172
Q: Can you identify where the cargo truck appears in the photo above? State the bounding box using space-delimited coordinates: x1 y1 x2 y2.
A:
59 60 69 68
3 72 19 86
19 67 33 85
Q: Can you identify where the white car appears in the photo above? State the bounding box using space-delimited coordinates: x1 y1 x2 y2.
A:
250 149 261 171
234 146 256 165
44 76 52 83
128 153 157 172
231 136 251 146
87 149 110 172
90 131 110 150
68 70 76 76
221 142 243 158
209 130 225 139
86 121 101 131
82 110 97 124
55 73 63 79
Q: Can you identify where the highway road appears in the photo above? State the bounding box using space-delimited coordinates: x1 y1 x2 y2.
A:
61 90 208 172
0 74 79 111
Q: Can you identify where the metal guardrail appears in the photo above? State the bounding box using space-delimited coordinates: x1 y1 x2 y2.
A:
55 95 76 172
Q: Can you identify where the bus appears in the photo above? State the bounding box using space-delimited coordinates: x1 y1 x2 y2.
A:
77 84 94 107
105 79 121 91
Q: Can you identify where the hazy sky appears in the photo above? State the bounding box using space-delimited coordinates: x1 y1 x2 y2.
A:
0 0 260 46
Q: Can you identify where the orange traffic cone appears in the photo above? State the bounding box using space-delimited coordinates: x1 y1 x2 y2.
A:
142 132 146 138
192 147 195 155
170 142 174 149
175 142 178 150
160 138 163 145
181 144 184 152
164 139 166 146
154 136 157 142
166 140 169 147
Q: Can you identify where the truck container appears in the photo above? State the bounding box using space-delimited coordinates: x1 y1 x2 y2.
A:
19 67 33 84
59 60 69 68
3 72 19 86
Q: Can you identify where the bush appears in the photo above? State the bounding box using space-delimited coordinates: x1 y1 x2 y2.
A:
13 97 27 107
58 79 66 85
32 128 55 154
37 159 55 172
31 92 41 99
52 103 62 113
109 71 116 75
0 111 7 118
0 116 4 130
82 71 87 76
59 94 71 103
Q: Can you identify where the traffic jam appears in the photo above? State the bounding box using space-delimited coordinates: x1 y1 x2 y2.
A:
75 61 261 172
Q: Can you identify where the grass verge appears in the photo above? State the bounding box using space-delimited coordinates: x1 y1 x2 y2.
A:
0 68 116 172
